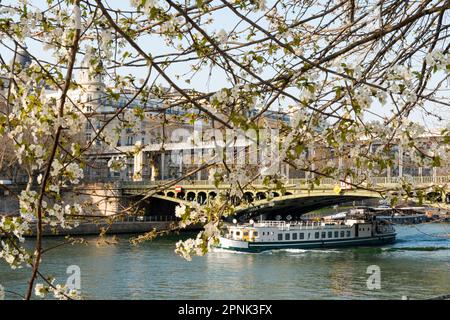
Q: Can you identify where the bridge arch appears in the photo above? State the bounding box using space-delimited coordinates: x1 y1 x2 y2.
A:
243 191 254 203
234 192 381 220
255 192 266 200
197 191 207 204
186 191 196 202
230 195 241 206
270 191 280 198
208 191 217 201
176 191 185 200
426 191 443 202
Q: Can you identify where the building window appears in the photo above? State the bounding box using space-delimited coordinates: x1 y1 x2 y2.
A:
278 234 283 241
126 136 134 146
292 233 297 240
300 233 304 240
285 233 290 241
315 232 320 239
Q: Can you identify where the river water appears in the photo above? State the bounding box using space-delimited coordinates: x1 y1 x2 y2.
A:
0 223 449 300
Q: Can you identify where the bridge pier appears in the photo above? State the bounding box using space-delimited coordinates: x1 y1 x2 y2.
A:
63 183 123 216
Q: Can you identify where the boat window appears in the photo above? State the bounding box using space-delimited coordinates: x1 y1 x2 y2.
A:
236 231 240 236
278 234 283 240
315 232 320 239
321 232 326 238
244 232 249 237
328 231 332 238
334 231 339 238
253 232 258 237
308 233 311 239
300 233 304 240
285 233 290 241
340 231 345 237
292 233 298 240
346 231 351 237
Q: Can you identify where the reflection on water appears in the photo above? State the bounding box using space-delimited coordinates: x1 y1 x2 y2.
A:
0 223 449 300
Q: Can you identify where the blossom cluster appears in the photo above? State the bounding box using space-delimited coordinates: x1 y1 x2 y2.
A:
35 281 81 300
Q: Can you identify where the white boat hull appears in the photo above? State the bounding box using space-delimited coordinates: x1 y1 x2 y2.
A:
218 233 396 252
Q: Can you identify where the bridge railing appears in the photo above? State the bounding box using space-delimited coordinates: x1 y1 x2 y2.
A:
117 215 177 222
63 215 178 223
118 175 449 189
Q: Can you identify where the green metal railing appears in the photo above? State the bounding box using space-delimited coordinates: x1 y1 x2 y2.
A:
118 175 449 189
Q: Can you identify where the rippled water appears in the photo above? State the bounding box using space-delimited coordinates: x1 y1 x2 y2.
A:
1 223 449 300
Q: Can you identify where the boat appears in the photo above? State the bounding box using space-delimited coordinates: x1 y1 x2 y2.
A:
218 216 396 253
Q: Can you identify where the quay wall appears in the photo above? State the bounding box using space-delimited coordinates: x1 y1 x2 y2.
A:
26 221 183 237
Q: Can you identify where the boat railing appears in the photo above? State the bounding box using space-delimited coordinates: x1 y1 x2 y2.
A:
253 220 352 231
254 220 287 228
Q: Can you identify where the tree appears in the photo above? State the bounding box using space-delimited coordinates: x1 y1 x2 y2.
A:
0 0 449 299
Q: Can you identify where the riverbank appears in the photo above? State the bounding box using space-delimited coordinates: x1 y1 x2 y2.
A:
27 220 175 237
0 216 200 238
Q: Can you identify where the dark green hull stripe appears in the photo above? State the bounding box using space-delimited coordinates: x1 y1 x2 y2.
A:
220 235 396 253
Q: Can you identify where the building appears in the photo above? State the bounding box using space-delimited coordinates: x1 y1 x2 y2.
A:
0 47 448 185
